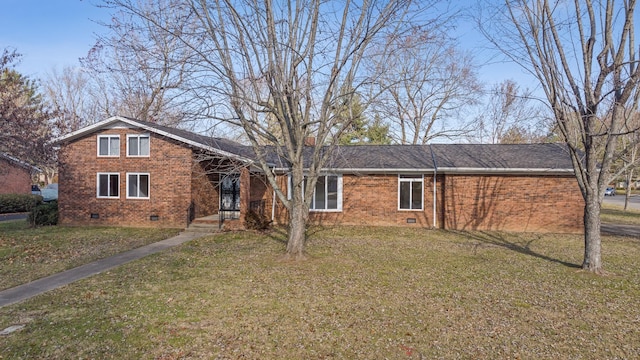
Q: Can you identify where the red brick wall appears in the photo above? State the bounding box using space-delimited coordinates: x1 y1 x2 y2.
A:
269 172 583 233
442 174 584 233
270 173 441 228
58 128 193 228
191 161 219 218
0 158 31 194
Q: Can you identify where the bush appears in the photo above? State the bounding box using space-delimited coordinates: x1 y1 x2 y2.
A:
28 201 58 227
0 194 43 214
244 209 272 231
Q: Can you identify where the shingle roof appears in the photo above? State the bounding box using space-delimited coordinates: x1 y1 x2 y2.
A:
430 143 574 171
323 145 435 170
55 116 576 174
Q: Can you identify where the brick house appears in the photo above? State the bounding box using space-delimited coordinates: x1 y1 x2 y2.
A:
0 153 40 195
55 116 584 233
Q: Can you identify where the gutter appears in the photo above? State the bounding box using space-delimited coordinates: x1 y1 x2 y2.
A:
436 167 575 175
429 145 438 229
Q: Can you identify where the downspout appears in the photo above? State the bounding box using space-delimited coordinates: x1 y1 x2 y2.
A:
270 167 276 222
429 145 438 229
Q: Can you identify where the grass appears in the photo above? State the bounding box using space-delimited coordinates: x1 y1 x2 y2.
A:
0 221 180 290
1 226 640 359
601 203 640 226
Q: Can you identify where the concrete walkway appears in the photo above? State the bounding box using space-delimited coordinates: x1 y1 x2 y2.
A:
0 232 207 308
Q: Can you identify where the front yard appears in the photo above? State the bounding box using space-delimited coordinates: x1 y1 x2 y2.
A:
0 221 180 290
1 224 639 359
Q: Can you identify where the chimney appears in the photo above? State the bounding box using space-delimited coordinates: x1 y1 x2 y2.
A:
304 136 316 146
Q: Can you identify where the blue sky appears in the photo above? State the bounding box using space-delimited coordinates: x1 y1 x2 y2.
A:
0 0 534 90
0 0 111 78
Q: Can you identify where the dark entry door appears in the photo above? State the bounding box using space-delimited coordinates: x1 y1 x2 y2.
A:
220 174 240 217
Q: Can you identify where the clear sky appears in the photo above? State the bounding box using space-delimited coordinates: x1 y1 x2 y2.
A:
0 0 111 78
0 0 536 91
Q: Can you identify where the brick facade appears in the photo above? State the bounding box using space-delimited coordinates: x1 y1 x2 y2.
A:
0 157 31 195
267 172 583 233
56 118 584 234
59 127 195 228
442 174 583 233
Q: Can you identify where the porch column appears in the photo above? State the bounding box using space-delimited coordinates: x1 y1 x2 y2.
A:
239 167 250 226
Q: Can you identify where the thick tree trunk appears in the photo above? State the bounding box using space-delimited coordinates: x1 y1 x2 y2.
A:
582 199 603 273
286 201 307 260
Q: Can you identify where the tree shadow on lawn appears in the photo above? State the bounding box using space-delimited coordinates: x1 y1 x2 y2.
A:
454 230 581 269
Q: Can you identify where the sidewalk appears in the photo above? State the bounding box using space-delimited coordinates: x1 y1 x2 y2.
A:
0 231 207 308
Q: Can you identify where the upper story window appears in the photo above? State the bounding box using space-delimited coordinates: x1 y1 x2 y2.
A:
288 174 343 212
127 134 150 157
97 135 120 157
398 174 423 210
97 173 120 198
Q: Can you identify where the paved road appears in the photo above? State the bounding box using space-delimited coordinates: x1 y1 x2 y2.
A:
602 194 640 211
0 213 28 222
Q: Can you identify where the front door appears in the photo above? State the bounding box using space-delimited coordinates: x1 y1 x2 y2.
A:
220 173 240 218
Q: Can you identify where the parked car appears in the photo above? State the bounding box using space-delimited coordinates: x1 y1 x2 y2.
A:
605 187 616 196
31 185 41 196
41 183 58 202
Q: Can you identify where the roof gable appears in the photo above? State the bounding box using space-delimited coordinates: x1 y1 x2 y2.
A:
54 116 255 163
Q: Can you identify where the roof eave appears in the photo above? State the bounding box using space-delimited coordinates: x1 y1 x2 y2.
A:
54 116 254 165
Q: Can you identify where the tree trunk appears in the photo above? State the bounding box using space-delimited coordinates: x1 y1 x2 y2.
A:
582 199 603 273
286 200 307 260
624 170 633 211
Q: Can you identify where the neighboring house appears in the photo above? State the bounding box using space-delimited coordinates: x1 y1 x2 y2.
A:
55 116 584 233
0 153 40 195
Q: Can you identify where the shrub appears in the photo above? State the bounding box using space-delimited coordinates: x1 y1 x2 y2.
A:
0 194 43 214
28 201 58 227
244 209 272 231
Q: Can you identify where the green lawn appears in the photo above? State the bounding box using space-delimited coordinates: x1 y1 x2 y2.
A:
601 203 640 225
1 226 639 359
0 221 180 290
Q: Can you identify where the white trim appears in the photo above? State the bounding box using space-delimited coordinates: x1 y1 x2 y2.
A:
287 174 343 212
398 174 424 211
56 116 253 164
97 172 120 198
126 134 150 157
126 172 150 199
97 135 120 157
273 167 574 175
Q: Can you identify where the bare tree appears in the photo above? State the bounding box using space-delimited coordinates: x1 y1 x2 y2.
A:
610 113 640 210
104 0 422 258
44 66 103 135
83 1 198 127
482 0 640 273
370 27 482 144
472 79 546 144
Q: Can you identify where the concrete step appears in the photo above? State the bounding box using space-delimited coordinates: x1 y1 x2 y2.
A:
185 222 223 233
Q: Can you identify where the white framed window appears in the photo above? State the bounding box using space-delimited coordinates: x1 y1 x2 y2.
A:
398 174 423 210
97 173 120 198
127 134 150 157
126 173 150 199
288 174 343 211
97 135 120 157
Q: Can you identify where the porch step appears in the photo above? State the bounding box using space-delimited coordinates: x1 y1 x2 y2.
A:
186 215 222 233
185 222 223 233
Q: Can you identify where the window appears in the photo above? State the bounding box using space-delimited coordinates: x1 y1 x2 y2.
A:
97 135 120 157
97 173 120 198
127 134 150 156
399 175 423 210
127 173 150 199
288 174 342 211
